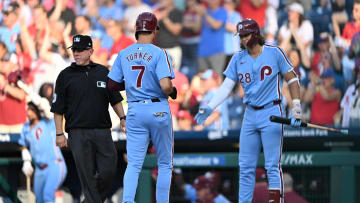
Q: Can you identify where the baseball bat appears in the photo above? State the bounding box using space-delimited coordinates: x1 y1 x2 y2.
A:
269 115 349 135
26 176 36 203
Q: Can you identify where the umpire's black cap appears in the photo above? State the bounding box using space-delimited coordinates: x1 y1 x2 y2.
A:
67 35 93 50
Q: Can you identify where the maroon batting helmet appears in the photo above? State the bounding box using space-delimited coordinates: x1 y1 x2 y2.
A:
135 12 159 33
236 18 260 47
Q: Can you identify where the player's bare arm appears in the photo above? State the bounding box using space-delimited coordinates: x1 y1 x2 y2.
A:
284 70 302 121
112 102 127 133
159 77 177 99
284 71 301 101
54 113 67 148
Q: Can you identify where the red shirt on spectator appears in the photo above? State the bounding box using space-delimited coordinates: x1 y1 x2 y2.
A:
310 89 340 125
169 71 189 116
284 191 309 203
237 0 267 28
342 22 360 42
0 90 26 125
109 35 134 58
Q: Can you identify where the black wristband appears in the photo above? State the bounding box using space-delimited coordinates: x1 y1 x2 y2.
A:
56 133 64 137
120 116 126 120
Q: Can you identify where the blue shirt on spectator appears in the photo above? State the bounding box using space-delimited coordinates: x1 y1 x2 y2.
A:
98 5 124 21
198 7 227 57
0 23 20 53
224 11 242 55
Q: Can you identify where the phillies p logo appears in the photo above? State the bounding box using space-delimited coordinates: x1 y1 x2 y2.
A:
260 66 272 81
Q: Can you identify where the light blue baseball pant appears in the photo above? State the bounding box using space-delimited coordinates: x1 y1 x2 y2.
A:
34 160 67 203
238 103 284 203
122 98 173 203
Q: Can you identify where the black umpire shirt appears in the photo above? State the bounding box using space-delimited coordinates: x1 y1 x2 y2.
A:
50 62 123 133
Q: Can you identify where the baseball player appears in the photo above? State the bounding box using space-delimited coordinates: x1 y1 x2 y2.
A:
195 18 302 203
108 12 177 203
18 82 67 203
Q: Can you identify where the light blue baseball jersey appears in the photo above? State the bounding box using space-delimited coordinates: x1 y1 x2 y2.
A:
223 45 293 106
18 119 65 166
108 43 175 101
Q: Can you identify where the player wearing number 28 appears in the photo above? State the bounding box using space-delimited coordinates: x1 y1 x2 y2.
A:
108 12 177 203
195 18 302 203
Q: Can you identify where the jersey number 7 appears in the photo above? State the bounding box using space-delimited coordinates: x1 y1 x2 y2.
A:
132 65 146 88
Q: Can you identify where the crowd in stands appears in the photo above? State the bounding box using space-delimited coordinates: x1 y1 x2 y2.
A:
0 0 359 134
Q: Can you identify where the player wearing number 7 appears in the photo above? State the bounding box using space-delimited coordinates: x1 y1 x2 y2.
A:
195 18 302 203
108 12 177 203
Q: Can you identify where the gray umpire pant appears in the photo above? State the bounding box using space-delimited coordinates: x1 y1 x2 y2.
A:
68 128 117 203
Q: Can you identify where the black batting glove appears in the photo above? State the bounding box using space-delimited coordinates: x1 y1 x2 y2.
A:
169 86 177 100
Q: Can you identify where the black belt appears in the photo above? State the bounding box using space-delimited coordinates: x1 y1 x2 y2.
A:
249 100 281 110
134 98 160 103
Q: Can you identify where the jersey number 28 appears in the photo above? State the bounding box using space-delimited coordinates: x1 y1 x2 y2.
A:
132 65 146 88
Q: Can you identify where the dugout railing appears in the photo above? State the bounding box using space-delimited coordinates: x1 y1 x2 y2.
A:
138 151 360 203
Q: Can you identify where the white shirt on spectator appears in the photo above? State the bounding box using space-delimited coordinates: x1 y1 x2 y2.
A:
279 20 314 56
32 54 70 94
123 4 152 38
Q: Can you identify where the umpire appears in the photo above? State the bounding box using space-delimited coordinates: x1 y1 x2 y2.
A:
51 35 126 203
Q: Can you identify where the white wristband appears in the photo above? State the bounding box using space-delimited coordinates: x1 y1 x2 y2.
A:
292 99 300 105
287 77 299 85
21 148 32 161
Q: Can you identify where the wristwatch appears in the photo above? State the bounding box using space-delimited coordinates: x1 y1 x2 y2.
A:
120 116 126 120
56 133 64 137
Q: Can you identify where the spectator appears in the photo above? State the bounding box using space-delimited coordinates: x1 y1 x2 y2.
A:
194 70 229 131
180 0 202 78
237 0 267 29
309 0 332 44
106 19 134 58
74 15 92 36
265 0 279 45
90 31 109 66
0 2 21 53
31 21 71 94
304 69 342 125
341 0 360 47
38 82 54 104
48 0 76 35
332 0 348 41
182 74 203 117
348 31 360 74
283 173 309 203
27 5 47 43
227 85 244 130
122 0 152 38
286 0 312 13
154 0 183 71
195 0 227 76
193 175 230 203
223 0 242 70
336 71 360 127
170 69 190 130
311 32 342 74
253 168 269 203
177 110 193 131
278 2 314 59
0 41 10 61
97 0 124 28
0 61 27 133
